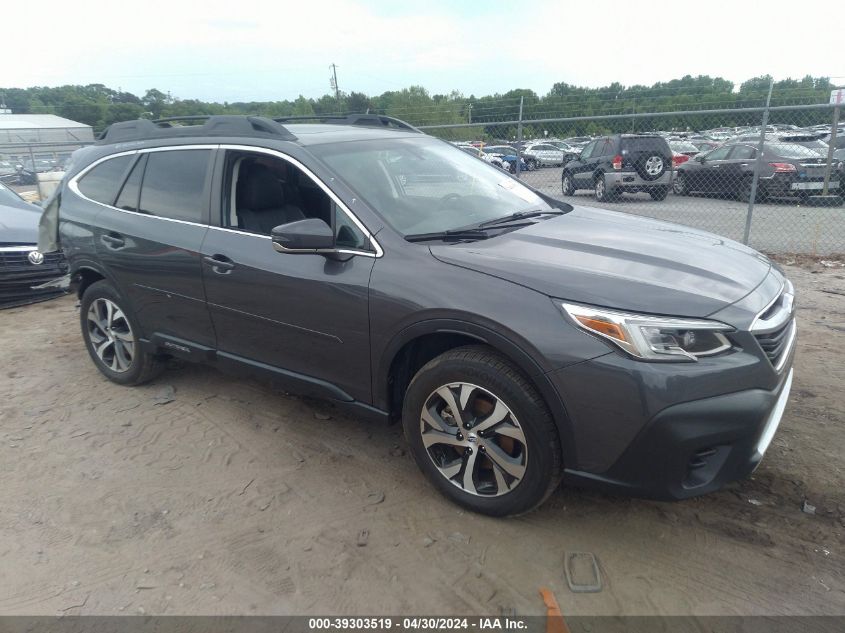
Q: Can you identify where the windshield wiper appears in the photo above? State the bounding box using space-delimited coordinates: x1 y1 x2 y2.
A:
477 209 564 228
405 228 490 243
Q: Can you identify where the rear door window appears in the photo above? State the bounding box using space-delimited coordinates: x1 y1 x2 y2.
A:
731 146 756 160
705 146 732 161
139 150 212 222
77 155 134 206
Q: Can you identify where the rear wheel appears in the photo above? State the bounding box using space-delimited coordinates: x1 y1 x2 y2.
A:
561 173 575 196
738 178 760 203
80 280 164 386
402 346 562 516
673 172 688 195
595 174 614 202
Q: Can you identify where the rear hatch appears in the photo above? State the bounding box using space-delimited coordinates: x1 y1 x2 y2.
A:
619 136 673 179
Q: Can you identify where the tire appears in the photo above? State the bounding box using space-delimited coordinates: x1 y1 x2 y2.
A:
508 162 517 174
594 173 614 202
673 171 688 196
561 173 575 196
737 178 760 203
635 153 667 181
80 280 165 386
526 159 537 171
402 345 562 517
650 186 669 201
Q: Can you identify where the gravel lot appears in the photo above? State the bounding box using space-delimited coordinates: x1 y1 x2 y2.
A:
1 261 843 616
520 168 845 256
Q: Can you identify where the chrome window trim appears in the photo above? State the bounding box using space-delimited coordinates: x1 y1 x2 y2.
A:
219 144 383 258
67 145 217 229
67 144 383 258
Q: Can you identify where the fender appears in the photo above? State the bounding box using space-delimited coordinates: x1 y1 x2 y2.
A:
375 318 578 468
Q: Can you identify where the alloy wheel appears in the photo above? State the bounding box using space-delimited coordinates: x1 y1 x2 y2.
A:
595 177 605 199
420 382 528 497
87 297 135 372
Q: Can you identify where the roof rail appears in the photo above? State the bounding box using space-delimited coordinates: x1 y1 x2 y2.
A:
272 113 421 133
97 115 296 144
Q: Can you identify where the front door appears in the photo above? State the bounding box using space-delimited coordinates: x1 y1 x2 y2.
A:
200 148 377 403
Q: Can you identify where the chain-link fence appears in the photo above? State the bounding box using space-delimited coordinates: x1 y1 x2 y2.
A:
417 101 844 255
0 141 91 201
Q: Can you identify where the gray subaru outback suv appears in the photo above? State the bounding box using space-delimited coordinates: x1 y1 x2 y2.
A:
41 114 795 516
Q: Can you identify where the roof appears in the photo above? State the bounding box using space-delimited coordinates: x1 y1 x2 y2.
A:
0 114 92 130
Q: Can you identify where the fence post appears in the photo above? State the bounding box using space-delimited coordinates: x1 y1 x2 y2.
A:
27 144 45 202
515 96 524 178
821 102 841 196
742 78 774 246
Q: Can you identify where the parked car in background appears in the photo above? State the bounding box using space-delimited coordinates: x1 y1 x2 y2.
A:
561 134 673 201
673 142 843 202
483 145 530 173
0 183 68 308
563 136 592 148
669 140 701 169
522 143 568 169
458 145 506 171
688 139 721 153
545 141 581 163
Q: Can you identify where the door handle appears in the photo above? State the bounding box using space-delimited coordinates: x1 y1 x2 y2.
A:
101 233 125 249
203 255 235 274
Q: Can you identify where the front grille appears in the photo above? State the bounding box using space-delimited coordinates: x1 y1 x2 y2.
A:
754 319 794 369
0 249 68 308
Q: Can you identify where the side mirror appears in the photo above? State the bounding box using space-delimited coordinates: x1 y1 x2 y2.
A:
695 155 706 163
271 218 335 253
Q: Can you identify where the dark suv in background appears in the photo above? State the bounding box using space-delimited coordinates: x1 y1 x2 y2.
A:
561 134 673 201
43 115 795 517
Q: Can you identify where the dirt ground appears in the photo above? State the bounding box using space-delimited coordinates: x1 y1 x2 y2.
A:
0 262 843 617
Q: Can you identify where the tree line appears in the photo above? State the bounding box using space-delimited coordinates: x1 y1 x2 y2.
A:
0 74 836 139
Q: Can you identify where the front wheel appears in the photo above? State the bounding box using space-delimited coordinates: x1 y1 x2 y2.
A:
561 173 575 196
402 346 562 516
80 280 164 386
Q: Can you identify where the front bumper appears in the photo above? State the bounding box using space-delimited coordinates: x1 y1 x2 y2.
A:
562 368 793 499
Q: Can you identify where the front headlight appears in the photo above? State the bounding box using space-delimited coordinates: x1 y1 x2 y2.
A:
561 302 734 361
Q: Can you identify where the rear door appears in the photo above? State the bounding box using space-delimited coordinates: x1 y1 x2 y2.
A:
696 145 733 193
722 144 756 193
87 146 217 348
571 140 597 186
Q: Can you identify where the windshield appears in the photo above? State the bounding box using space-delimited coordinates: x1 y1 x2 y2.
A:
764 143 826 159
313 137 554 236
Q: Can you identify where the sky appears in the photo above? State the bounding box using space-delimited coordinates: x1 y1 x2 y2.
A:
5 0 843 102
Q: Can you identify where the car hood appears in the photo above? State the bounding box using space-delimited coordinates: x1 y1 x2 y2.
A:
0 201 42 244
429 206 772 318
